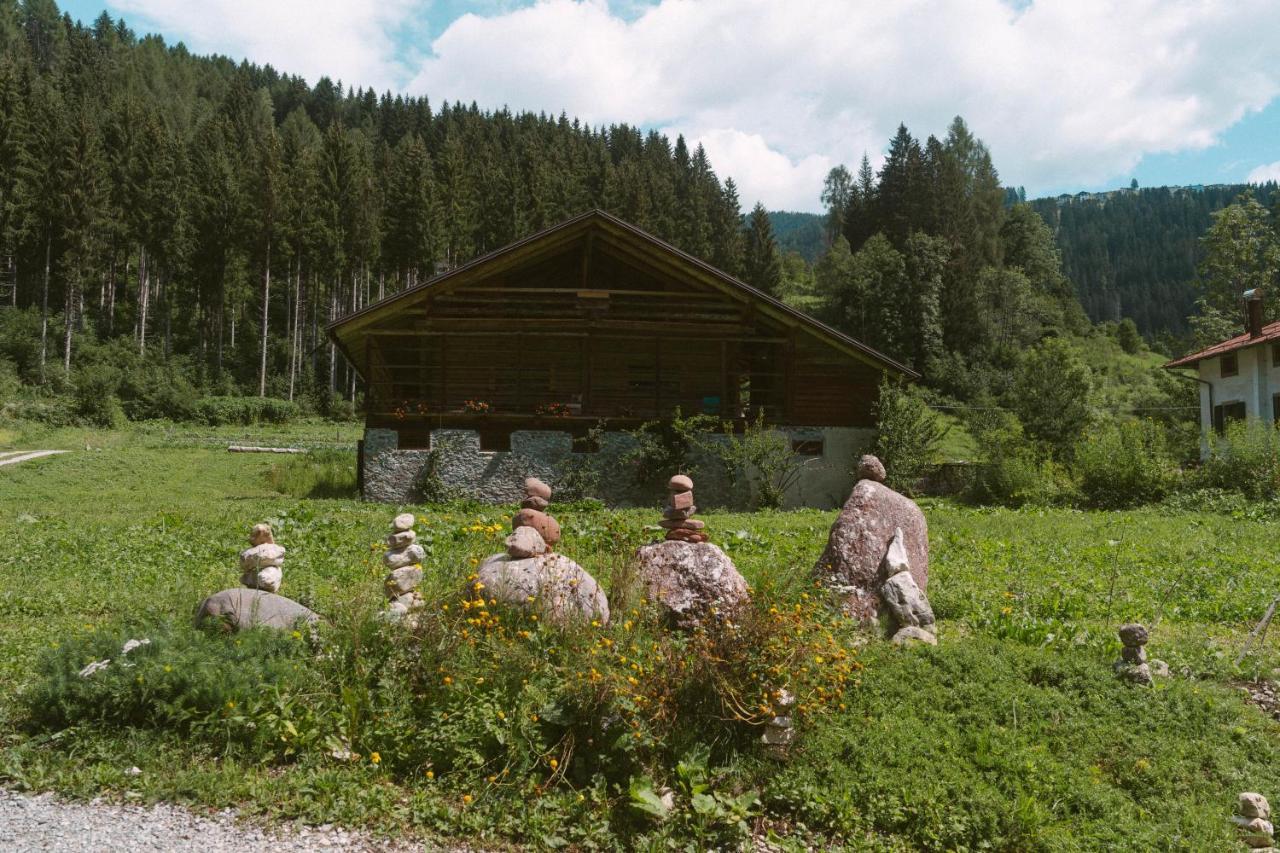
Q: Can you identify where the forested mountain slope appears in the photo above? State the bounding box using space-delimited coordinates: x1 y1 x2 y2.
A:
1029 184 1279 338
0 1 747 399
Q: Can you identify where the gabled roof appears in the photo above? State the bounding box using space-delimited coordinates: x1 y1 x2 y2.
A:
1164 323 1280 369
327 208 919 379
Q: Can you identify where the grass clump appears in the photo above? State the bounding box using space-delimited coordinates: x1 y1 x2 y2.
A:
266 448 357 498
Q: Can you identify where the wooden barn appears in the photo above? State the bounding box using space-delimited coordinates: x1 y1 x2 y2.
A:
327 210 916 506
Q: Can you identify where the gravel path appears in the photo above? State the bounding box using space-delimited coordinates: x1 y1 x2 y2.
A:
0 450 68 468
0 790 430 852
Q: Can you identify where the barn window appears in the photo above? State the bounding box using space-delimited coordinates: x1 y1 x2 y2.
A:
477 428 511 452
1212 401 1246 434
1221 352 1239 377
1272 343 1280 367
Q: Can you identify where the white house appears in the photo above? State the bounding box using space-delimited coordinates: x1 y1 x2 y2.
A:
1164 290 1279 454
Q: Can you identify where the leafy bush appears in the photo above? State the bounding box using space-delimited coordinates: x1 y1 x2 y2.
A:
23 623 318 756
1007 337 1093 454
623 408 719 501
1198 418 1280 499
964 410 1067 507
118 361 200 421
708 412 809 510
1074 418 1176 508
192 395 300 426
872 378 948 494
72 364 125 428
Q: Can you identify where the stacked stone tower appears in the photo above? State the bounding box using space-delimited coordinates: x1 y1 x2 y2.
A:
384 513 426 621
658 475 707 543
240 523 285 593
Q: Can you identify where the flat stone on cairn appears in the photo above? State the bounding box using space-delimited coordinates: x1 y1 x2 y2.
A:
382 513 426 622
636 475 749 628
239 523 285 593
812 454 929 622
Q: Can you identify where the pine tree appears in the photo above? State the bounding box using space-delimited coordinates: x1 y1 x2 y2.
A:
743 203 782 296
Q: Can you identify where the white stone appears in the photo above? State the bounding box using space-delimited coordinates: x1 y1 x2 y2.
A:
891 626 938 646
392 513 415 532
387 530 417 549
242 565 282 593
882 526 910 576
239 543 286 571
1149 659 1170 678
384 543 426 569
774 688 796 710
880 571 935 631
1241 793 1273 820
475 552 609 625
385 566 423 597
506 526 548 559
761 726 795 746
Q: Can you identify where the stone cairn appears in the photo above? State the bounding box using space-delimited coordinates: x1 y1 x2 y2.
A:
1236 793 1275 850
384 513 427 622
509 477 561 555
879 526 937 646
761 687 796 753
1113 623 1170 686
240 523 286 593
659 474 707 543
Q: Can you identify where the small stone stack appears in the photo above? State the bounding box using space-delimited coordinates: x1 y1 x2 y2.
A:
1115 623 1153 686
761 688 796 753
879 527 938 646
1235 793 1275 850
240 523 286 593
384 513 427 621
659 475 707 543
511 478 561 550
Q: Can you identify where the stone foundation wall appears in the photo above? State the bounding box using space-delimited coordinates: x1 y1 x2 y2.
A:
361 425 872 509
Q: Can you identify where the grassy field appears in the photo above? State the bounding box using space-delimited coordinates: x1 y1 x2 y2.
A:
1 422 1279 850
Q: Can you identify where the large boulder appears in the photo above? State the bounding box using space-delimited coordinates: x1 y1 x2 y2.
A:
635 540 749 628
195 588 319 632
473 552 608 625
813 478 929 621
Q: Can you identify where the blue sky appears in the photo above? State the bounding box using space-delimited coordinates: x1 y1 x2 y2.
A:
59 0 1280 211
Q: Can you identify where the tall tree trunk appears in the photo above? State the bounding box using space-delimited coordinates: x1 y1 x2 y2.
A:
258 236 271 397
137 245 149 354
63 274 75 375
328 275 337 393
288 258 300 401
39 233 50 382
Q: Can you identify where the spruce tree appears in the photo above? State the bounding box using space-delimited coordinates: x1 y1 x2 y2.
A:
743 203 782 296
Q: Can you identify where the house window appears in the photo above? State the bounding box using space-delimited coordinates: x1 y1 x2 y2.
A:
1213 401 1246 434
1272 343 1280 367
1221 352 1239 377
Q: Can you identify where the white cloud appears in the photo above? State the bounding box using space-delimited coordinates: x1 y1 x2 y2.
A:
109 0 424 92
1248 161 1280 184
406 0 1280 210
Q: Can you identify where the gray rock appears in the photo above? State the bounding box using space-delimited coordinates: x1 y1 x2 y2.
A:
384 566 423 597
857 454 886 483
384 543 425 569
1119 623 1149 647
240 565 282 594
521 495 550 511
1241 793 1273 820
761 726 795 746
1235 815 1276 847
1121 645 1147 664
891 626 938 646
386 530 416 549
879 570 935 631
1118 662 1153 686
196 588 318 632
392 512 415 532
813 479 929 621
1149 659 1170 678
663 504 697 520
505 525 548 559
474 552 609 625
635 540 750 628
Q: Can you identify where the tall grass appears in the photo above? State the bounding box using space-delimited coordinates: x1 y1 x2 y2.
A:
266 448 358 498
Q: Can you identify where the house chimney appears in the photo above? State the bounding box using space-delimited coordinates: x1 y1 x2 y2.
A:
1245 288 1265 338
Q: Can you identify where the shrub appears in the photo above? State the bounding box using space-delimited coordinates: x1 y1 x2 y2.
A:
1007 338 1093 455
192 395 300 426
1074 419 1176 508
1199 418 1280 499
623 408 720 501
872 378 948 494
709 411 809 509
72 364 125 428
964 410 1066 507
